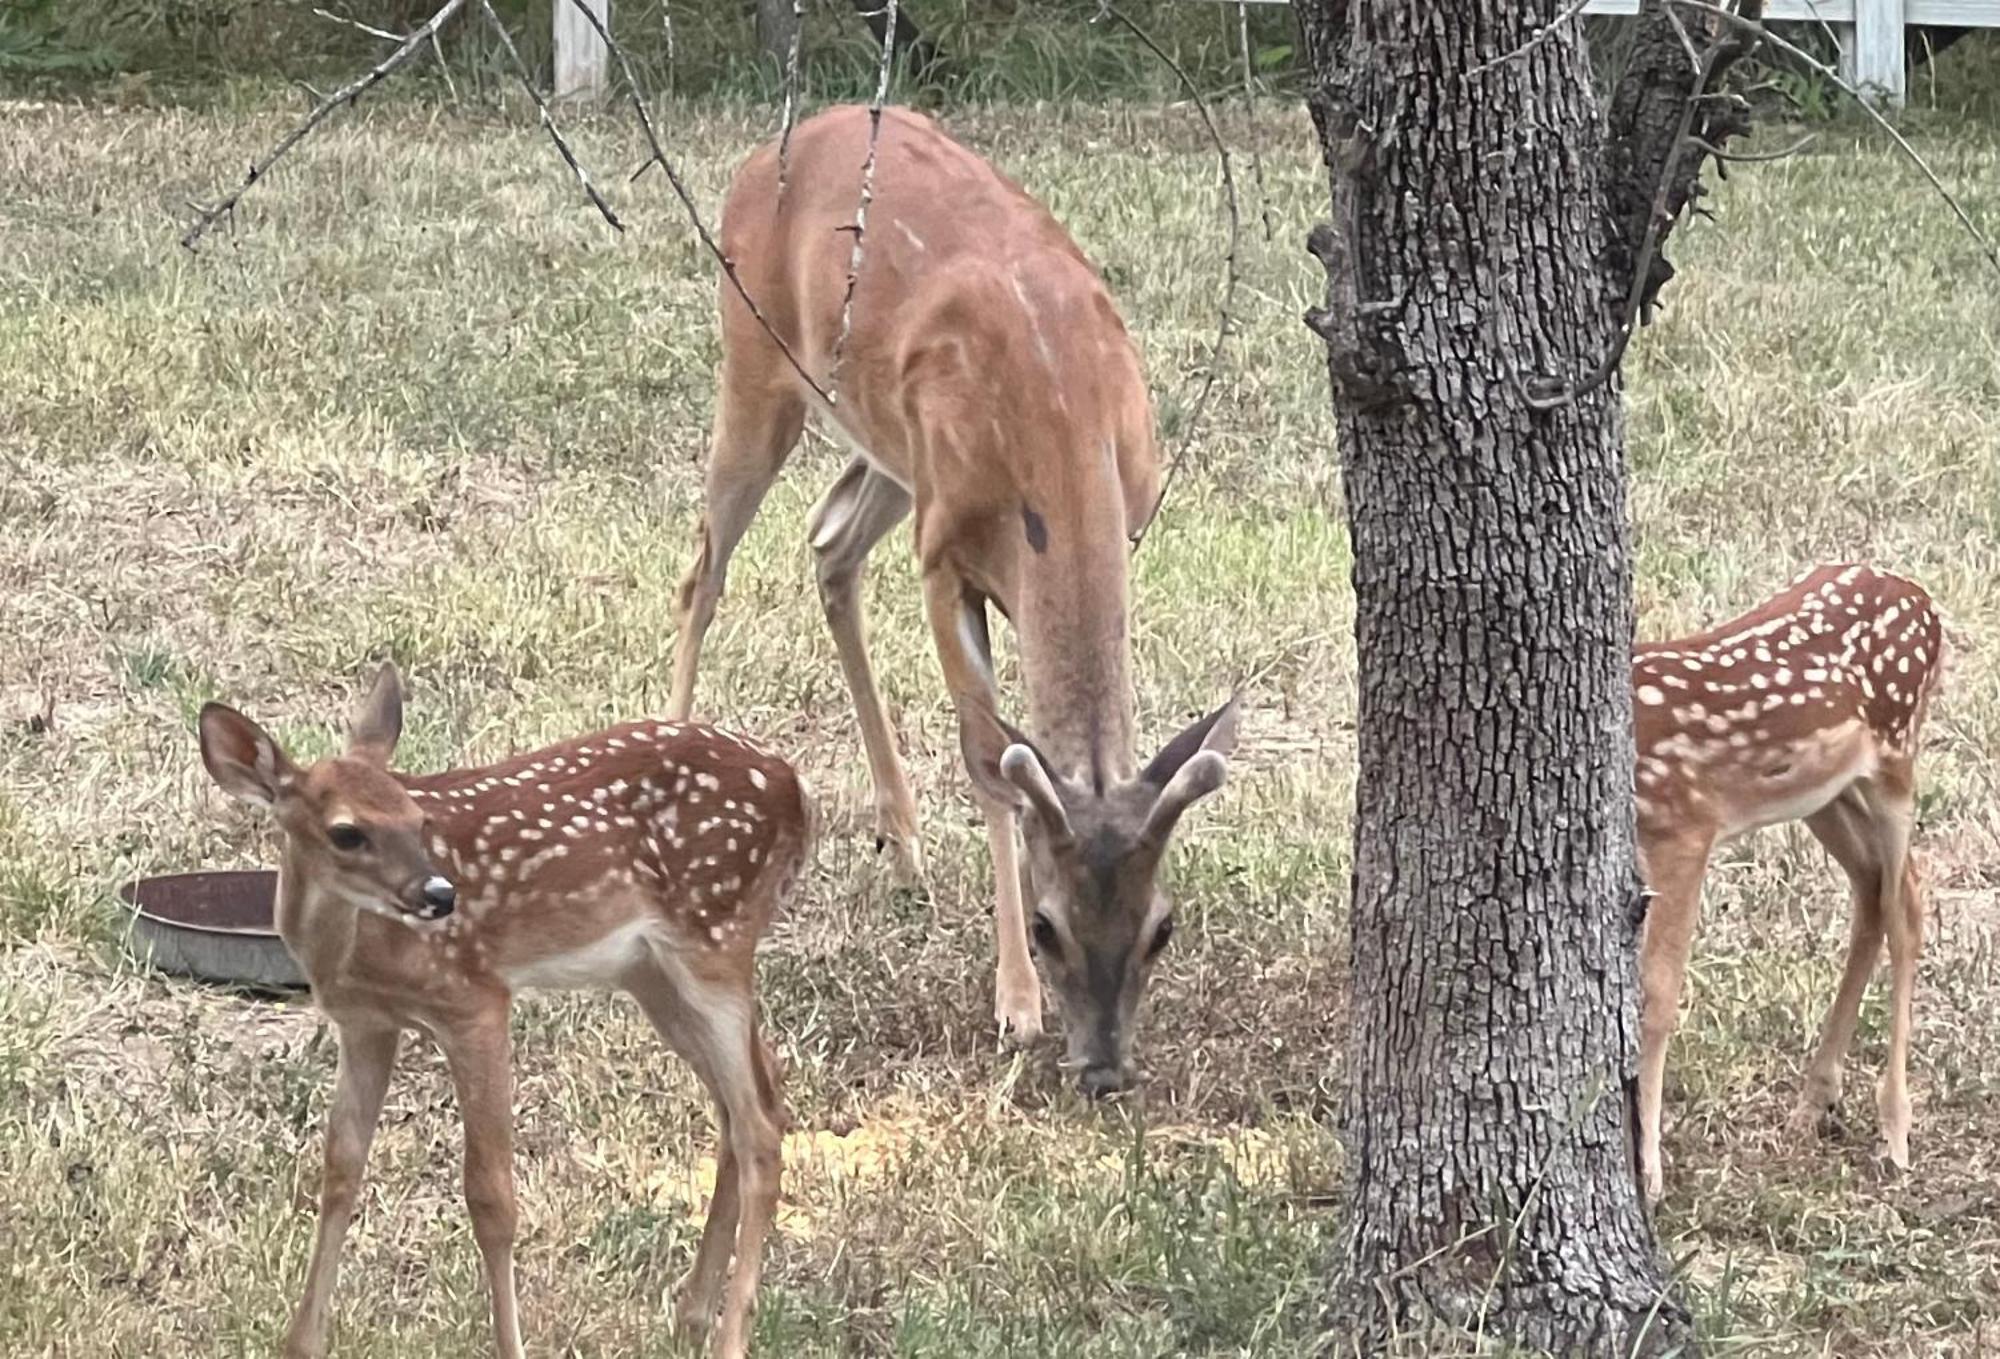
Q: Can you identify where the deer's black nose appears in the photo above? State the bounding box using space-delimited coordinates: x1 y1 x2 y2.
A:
1078 1064 1134 1099
419 876 456 917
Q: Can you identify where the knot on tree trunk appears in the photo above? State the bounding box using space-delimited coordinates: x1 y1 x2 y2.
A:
1302 219 1405 414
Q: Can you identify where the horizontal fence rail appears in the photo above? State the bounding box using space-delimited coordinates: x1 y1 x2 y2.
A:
1212 0 2000 105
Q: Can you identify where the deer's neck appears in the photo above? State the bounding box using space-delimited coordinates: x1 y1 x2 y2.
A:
1014 512 1139 790
274 853 360 983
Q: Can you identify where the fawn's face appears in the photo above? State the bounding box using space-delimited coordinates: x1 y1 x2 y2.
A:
274 757 455 923
198 665 457 925
971 698 1239 1097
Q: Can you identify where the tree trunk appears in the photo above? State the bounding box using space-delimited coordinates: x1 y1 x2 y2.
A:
1297 2 1691 1352
848 0 948 86
754 0 799 77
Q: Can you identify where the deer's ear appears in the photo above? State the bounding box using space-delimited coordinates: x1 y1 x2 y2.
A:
960 708 1076 844
348 663 403 765
1138 695 1239 849
1140 693 1240 787
199 703 297 808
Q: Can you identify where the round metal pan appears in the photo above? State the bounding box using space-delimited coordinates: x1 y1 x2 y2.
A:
118 869 307 992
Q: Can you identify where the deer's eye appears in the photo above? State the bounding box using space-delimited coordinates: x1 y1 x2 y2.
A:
1030 912 1060 955
327 824 367 852
1147 917 1175 958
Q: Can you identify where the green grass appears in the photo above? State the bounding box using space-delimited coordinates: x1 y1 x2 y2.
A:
2 81 1999 1357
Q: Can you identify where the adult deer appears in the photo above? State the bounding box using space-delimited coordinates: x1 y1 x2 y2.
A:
1633 564 1944 1202
668 105 1236 1091
198 666 808 1359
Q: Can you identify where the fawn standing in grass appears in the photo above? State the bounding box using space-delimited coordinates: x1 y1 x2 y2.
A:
1632 564 1944 1202
198 665 809 1359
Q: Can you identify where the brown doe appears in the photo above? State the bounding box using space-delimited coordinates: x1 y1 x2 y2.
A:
668 105 1236 1094
1634 564 1944 1202
198 666 809 1359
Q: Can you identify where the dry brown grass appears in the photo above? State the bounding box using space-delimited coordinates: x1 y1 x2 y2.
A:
1 89 1997 1356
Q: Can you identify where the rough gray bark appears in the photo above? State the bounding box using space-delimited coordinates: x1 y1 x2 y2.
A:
755 0 799 76
1297 1 1699 1352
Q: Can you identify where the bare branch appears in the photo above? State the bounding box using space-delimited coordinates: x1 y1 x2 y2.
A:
1094 3 1243 552
828 0 898 401
478 0 622 232
182 0 469 250
1462 0 1594 83
1674 0 2000 279
1236 1 1274 243
1689 131 1815 163
429 24 458 103
778 0 806 194
557 0 834 407
312 5 408 43
1660 0 1705 74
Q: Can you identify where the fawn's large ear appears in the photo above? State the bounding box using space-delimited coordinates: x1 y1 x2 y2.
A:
961 706 1076 845
347 663 403 765
1138 694 1240 849
199 703 298 808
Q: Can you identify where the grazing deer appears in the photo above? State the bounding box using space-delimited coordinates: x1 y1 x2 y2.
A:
1633 564 1944 1202
197 666 808 1359
667 104 1236 1092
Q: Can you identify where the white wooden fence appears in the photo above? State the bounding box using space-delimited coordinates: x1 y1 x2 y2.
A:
550 1 2000 106
552 0 610 99
1217 0 2000 106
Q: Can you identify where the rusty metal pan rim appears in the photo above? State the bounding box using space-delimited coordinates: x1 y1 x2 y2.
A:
116 868 283 938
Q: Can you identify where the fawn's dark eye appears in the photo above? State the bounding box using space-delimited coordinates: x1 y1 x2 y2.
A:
1031 912 1059 955
327 823 367 852
1147 917 1175 958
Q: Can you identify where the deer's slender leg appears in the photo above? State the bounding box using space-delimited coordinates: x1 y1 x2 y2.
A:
283 1023 399 1359
808 456 923 879
442 1012 524 1359
1866 776 1921 1171
922 565 1041 1043
625 962 740 1338
1635 828 1716 1205
669 370 807 721
644 961 783 1359
1792 791 1885 1133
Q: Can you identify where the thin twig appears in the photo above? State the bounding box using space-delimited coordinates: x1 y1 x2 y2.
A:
1689 131 1815 163
429 25 458 103
778 0 806 194
558 0 833 406
1094 2 1242 552
182 0 469 250
1660 0 1704 74
1235 1 1274 242
1674 0 2000 277
1462 0 1593 83
828 0 898 401
478 0 622 231
311 5 407 43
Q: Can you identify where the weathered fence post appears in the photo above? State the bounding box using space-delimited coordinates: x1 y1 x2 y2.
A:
1846 0 1909 105
554 0 610 99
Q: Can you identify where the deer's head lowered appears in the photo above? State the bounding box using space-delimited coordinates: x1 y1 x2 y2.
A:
968 697 1238 1096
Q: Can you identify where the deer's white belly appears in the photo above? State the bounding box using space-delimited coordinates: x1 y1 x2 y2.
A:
501 918 657 991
